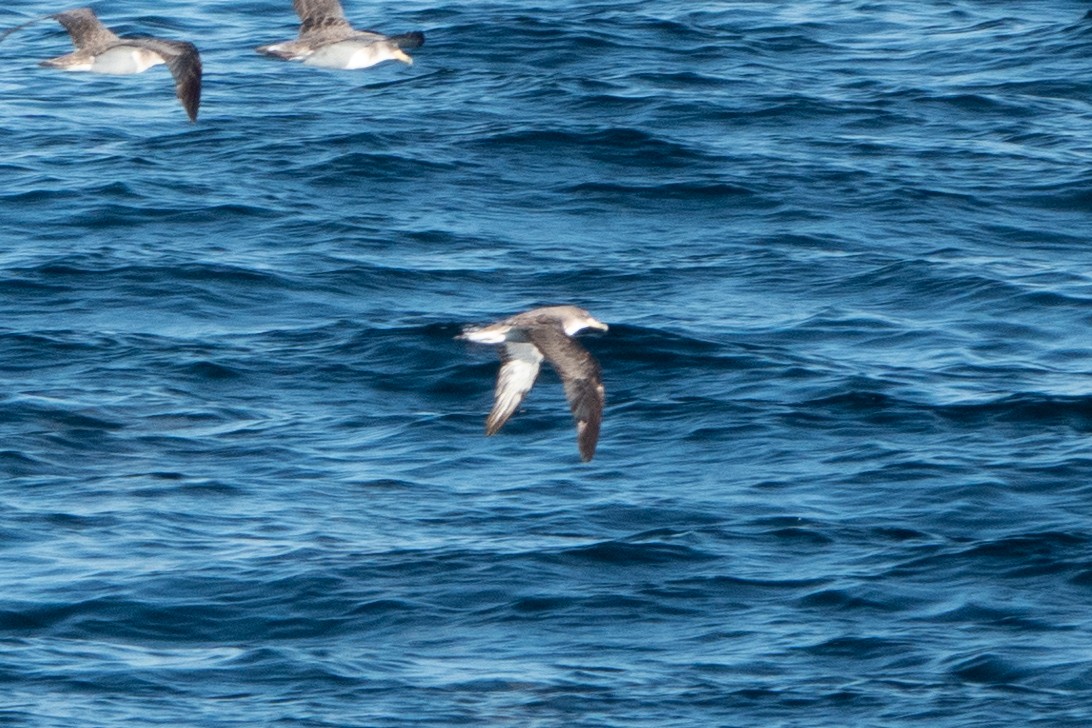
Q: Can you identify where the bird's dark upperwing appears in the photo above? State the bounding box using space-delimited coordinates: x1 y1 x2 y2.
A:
52 8 119 51
528 327 605 462
293 0 354 37
133 38 202 122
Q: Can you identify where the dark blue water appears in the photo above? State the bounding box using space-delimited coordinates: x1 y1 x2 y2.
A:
2 1 1092 725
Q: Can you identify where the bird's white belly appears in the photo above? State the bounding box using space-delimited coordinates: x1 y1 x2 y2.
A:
90 46 164 75
303 41 396 70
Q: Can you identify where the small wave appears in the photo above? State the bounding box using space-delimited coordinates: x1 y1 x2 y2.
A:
0 449 47 476
0 331 120 367
551 539 715 566
801 635 910 659
472 126 720 166
665 574 827 596
914 91 1038 116
959 531 1089 560
586 324 744 373
930 602 1059 632
298 150 455 183
7 260 294 292
563 180 756 201
948 652 1035 686
802 390 902 412
794 385 1092 433
797 588 902 613
176 360 244 381
1021 183 1092 212
1 399 125 433
939 394 1092 430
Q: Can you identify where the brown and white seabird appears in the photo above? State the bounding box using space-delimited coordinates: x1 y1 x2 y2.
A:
459 306 608 462
25 8 202 122
257 0 424 70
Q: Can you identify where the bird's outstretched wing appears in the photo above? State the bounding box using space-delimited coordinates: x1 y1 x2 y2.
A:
0 15 52 45
293 0 354 37
486 341 544 436
528 327 604 461
132 38 202 122
52 8 118 51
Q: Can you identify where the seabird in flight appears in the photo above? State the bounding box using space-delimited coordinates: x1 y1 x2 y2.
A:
459 306 608 462
257 0 424 70
22 7 202 122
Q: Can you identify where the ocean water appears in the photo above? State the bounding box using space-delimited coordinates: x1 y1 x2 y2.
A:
1 0 1091 725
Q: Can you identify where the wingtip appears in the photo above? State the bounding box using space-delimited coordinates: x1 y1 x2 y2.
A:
181 93 200 122
576 419 600 462
485 411 508 436
180 95 200 122
577 439 597 462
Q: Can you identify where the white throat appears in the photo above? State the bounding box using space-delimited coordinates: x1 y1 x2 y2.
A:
563 319 587 336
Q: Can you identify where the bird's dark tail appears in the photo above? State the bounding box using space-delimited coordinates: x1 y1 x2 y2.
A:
389 31 425 50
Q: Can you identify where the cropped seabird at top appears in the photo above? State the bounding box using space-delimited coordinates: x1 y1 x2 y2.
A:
26 7 202 122
459 306 609 462
257 0 425 70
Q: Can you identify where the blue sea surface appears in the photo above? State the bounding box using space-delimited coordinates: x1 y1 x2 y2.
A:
2 1 1092 725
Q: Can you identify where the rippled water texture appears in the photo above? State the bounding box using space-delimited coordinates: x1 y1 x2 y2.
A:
2 1 1091 725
